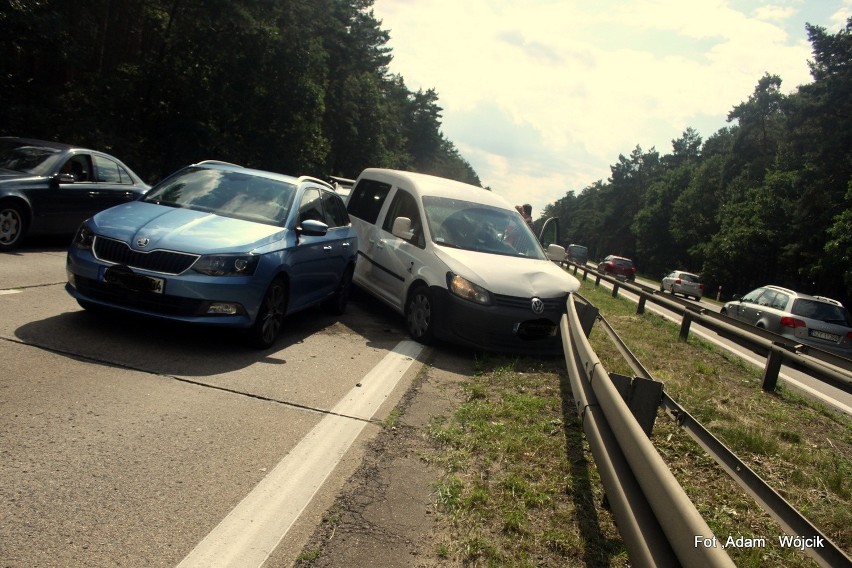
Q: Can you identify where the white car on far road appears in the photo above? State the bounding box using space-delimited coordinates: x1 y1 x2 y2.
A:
661 270 704 301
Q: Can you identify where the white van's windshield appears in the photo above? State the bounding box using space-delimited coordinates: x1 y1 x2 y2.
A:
423 196 546 259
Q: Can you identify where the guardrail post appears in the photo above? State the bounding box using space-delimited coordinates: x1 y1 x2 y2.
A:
762 345 783 391
612 282 620 298
578 302 599 339
608 373 664 436
637 294 647 315
679 312 692 341
595 273 601 287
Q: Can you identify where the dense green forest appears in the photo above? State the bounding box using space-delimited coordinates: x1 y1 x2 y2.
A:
541 20 852 304
0 0 480 185
1 1 850 304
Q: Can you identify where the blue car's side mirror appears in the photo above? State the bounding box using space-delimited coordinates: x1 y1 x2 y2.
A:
297 219 329 237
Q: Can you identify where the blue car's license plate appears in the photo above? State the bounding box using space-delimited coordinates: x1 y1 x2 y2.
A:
100 265 165 294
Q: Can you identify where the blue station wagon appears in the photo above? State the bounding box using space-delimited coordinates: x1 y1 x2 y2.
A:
66 161 357 348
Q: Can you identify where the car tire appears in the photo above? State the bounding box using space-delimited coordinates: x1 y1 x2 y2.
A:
248 276 288 349
0 201 27 251
405 285 435 345
322 265 353 315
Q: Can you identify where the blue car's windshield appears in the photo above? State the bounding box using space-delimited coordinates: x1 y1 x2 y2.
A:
143 168 297 226
423 196 546 259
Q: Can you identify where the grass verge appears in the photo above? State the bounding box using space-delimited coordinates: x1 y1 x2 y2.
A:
426 278 850 567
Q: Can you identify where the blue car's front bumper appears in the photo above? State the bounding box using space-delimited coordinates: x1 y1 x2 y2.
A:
66 247 268 328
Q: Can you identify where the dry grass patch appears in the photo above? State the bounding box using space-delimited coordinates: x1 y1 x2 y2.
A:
426 357 630 567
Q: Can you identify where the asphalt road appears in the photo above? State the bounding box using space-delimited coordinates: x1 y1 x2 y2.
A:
0 239 428 568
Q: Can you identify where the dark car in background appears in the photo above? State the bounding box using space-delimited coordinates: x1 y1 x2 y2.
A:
66 161 357 349
0 137 149 251
566 243 589 265
720 285 852 357
598 255 636 281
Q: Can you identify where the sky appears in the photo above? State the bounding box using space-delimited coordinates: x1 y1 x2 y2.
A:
370 0 851 218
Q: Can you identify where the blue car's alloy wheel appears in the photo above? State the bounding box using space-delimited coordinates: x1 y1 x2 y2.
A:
250 277 287 349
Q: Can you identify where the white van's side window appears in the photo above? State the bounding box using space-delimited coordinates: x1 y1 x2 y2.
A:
347 178 392 224
381 189 425 248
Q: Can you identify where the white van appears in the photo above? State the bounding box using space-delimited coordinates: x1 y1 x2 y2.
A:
346 168 580 355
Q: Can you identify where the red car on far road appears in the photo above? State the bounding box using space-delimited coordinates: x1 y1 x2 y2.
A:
598 255 636 281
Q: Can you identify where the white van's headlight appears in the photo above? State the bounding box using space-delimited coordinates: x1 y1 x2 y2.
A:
447 273 492 305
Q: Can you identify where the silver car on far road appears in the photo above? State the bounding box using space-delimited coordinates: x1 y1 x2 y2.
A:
661 270 704 301
720 285 852 357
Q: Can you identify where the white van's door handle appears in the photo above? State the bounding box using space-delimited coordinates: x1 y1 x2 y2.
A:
375 239 386 249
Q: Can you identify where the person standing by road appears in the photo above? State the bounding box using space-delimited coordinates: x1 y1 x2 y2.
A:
521 203 536 234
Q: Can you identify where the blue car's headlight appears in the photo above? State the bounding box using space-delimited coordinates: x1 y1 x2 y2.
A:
72 222 95 250
192 254 259 276
447 272 492 305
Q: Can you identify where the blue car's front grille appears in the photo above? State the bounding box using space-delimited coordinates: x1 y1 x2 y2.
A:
93 237 199 274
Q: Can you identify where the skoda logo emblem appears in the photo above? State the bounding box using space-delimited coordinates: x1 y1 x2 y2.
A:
531 297 544 314
136 237 150 248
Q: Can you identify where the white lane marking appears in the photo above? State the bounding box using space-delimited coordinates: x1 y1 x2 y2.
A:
177 339 424 568
0 290 23 295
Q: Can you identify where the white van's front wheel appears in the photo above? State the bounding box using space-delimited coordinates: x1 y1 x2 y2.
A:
406 285 435 344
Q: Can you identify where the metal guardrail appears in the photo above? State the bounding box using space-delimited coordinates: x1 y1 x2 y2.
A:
561 293 852 567
564 261 852 395
561 295 736 567
592 308 851 568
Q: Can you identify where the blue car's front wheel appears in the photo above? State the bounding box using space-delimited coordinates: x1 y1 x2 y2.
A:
249 276 287 349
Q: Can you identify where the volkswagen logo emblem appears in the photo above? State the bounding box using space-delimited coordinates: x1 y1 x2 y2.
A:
531 297 545 314
136 237 150 248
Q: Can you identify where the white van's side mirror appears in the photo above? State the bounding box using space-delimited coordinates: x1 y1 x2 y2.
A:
391 217 413 240
546 243 566 263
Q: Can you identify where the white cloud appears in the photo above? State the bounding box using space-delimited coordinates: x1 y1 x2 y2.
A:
372 0 844 216
831 0 852 26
